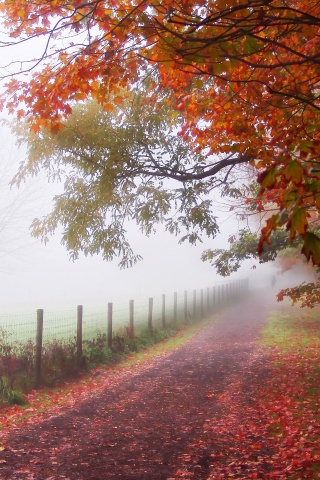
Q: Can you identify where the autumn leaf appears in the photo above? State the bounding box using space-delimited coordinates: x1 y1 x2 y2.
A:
257 215 280 254
204 392 215 398
257 167 277 191
301 231 320 266
284 161 304 185
286 208 308 239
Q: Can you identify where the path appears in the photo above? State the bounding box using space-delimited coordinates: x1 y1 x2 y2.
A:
0 292 278 480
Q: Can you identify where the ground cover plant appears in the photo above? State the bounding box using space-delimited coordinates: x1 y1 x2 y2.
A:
0 311 215 432
0 296 319 479
0 310 203 408
259 305 320 478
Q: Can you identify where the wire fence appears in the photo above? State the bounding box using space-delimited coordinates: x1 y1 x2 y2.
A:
0 279 249 389
0 279 248 345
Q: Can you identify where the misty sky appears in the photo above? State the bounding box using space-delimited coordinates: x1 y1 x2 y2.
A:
0 120 274 311
0 123 280 314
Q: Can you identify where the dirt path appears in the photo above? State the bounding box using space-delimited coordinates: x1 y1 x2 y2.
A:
0 292 278 480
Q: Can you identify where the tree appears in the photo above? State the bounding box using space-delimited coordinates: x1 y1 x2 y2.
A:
12 97 225 267
0 130 40 269
202 228 302 277
0 1 319 268
206 225 320 307
202 172 320 306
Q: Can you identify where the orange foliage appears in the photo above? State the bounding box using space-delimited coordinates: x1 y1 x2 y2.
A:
0 0 319 262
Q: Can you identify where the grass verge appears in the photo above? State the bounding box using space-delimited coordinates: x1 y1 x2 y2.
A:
260 304 320 479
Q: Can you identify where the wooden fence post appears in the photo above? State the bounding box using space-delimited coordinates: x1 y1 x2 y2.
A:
173 292 177 324
193 290 197 319
201 289 204 317
162 294 166 328
77 305 83 362
148 298 153 331
35 309 44 388
107 302 113 348
212 286 215 307
207 287 210 313
184 290 188 322
129 300 135 339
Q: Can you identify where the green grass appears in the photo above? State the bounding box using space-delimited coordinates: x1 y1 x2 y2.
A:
0 309 220 431
0 307 219 407
262 306 320 346
260 305 320 479
122 315 217 366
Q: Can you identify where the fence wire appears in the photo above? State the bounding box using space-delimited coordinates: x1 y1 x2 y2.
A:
0 280 248 346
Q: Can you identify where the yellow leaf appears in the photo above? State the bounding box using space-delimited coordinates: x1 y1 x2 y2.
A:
17 9 26 20
205 392 214 398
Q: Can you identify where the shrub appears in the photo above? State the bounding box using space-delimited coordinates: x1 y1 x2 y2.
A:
83 333 113 366
0 322 180 405
41 339 78 385
7 389 27 406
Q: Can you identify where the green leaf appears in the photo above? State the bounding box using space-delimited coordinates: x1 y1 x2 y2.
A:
283 161 304 184
287 208 308 239
282 190 296 208
243 36 263 54
301 231 320 265
299 140 314 153
257 167 277 190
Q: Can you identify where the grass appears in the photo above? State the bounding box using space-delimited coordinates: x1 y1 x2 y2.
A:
260 304 320 479
0 310 215 414
120 315 215 366
262 307 320 350
2 316 216 432
0 298 194 343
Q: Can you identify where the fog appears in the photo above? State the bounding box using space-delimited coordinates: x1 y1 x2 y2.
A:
0 35 311 315
0 124 289 314
2 111 316 317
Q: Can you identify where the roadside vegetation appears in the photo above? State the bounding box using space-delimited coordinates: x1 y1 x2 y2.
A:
260 304 320 479
0 311 216 410
1 299 320 478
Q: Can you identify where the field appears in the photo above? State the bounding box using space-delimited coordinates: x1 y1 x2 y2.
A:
0 291 184 344
0 283 240 344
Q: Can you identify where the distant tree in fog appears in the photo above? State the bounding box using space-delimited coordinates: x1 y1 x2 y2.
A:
0 135 39 269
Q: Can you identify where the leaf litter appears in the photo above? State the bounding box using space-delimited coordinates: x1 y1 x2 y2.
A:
0 294 319 479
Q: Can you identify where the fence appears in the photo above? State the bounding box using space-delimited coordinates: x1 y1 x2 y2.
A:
0 279 248 388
